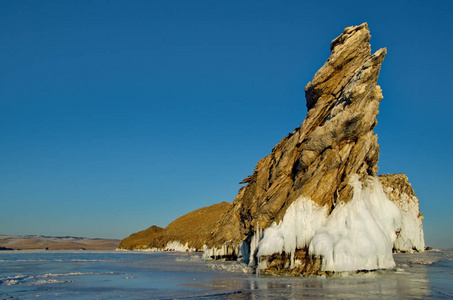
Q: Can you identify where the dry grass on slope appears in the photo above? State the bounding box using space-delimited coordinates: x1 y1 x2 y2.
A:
153 202 230 250
118 202 230 251
117 225 164 250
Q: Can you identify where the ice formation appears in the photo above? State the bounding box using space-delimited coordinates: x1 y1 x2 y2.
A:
202 243 241 260
248 226 262 266
255 175 402 272
393 201 425 252
257 197 328 268
163 241 196 252
309 175 401 271
391 192 425 252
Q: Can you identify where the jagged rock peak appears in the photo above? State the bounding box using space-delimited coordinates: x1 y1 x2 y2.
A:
208 23 387 253
305 23 379 111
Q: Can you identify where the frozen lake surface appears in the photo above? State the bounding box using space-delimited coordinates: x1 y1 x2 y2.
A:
0 249 452 299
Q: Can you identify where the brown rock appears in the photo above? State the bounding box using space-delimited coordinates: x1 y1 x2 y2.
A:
208 23 387 254
259 248 324 276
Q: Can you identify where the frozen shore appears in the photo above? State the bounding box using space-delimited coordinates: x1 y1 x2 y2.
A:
0 249 451 299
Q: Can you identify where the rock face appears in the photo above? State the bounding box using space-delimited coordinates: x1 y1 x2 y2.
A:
118 202 229 251
208 23 386 251
203 23 424 275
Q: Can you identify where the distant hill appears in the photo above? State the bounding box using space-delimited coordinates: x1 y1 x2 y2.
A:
0 235 120 250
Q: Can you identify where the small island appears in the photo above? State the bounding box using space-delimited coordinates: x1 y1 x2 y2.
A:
118 23 425 277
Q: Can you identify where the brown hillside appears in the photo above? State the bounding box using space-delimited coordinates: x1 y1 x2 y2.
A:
117 225 164 250
118 202 229 251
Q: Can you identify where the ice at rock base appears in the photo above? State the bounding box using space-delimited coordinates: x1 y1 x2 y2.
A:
202 242 242 260
257 196 328 268
255 175 402 272
392 193 425 252
164 241 197 252
309 175 402 271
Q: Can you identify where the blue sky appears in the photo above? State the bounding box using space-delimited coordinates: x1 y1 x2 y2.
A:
1 0 452 248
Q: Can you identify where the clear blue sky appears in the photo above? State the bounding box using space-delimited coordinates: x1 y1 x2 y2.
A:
1 0 452 248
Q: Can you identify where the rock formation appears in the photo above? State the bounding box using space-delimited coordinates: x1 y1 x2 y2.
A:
118 202 229 251
202 23 424 275
120 23 425 276
207 22 385 251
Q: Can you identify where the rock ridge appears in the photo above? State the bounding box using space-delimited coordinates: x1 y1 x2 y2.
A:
208 23 387 250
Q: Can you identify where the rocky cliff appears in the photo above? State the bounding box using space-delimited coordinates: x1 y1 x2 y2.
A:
120 23 425 276
208 22 385 251
203 23 424 275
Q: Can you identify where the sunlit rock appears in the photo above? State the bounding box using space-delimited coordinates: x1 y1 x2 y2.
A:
119 23 425 276
205 23 425 275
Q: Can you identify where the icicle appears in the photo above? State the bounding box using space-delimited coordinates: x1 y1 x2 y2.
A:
248 224 262 267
